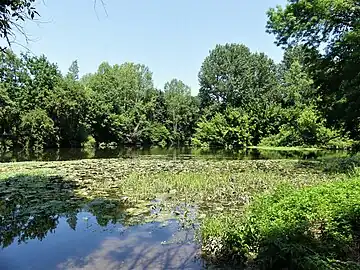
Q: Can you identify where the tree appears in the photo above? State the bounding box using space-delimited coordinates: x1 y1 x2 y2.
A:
266 0 360 49
192 107 252 149
198 43 279 145
0 0 39 50
0 83 15 140
198 43 278 111
49 79 92 147
18 108 57 149
266 0 360 139
164 79 199 145
67 60 80 81
82 61 159 145
277 49 317 109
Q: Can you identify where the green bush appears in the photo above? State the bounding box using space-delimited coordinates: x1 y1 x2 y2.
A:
201 178 360 269
260 107 353 149
192 107 252 149
82 135 96 149
319 155 360 175
18 109 58 149
147 123 170 147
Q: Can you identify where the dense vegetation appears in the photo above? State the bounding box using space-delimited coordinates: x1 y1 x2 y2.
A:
0 45 353 151
1 1 359 151
1 1 360 268
202 176 360 269
198 1 360 268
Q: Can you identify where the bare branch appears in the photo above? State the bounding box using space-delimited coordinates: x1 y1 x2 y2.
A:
1 1 108 51
94 0 108 19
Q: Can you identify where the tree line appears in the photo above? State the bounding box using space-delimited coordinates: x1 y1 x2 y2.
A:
0 0 359 151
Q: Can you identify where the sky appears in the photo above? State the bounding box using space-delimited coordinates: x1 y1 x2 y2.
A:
7 0 287 95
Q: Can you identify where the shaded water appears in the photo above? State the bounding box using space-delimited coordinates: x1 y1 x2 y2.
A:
0 146 346 163
0 212 202 270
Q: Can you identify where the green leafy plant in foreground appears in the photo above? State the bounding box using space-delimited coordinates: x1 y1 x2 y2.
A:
202 178 360 269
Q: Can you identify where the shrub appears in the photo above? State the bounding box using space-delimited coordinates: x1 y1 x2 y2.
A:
201 178 360 269
260 107 353 149
18 109 58 149
147 123 170 147
192 107 252 149
82 135 96 149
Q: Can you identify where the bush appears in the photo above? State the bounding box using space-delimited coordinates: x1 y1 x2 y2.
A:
18 109 58 149
192 108 252 149
147 123 170 147
201 178 360 269
260 107 353 149
82 135 96 149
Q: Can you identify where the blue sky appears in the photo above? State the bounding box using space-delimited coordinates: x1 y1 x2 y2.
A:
9 0 286 94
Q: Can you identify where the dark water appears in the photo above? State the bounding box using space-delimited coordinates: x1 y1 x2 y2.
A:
0 146 346 163
0 211 202 270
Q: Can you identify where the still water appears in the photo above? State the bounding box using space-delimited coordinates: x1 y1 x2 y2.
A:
0 146 345 163
1 212 201 270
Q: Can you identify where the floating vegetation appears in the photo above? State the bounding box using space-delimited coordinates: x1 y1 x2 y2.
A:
0 157 349 251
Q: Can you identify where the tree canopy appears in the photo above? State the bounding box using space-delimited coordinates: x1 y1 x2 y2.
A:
267 0 360 139
0 0 358 151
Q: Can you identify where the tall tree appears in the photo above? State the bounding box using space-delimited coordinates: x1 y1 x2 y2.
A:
266 0 360 138
164 79 199 145
67 60 80 81
198 43 277 112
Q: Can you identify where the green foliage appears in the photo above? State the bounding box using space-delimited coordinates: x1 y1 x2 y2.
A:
198 43 277 111
66 60 79 81
266 0 359 49
317 154 360 175
0 83 15 135
18 108 57 149
192 108 252 149
260 106 353 149
164 79 199 145
146 123 170 147
266 0 360 140
82 135 96 149
0 50 201 149
1 18 358 151
49 79 92 147
0 1 39 50
202 178 360 269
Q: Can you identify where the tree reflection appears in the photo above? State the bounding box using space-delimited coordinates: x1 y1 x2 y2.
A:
0 173 128 248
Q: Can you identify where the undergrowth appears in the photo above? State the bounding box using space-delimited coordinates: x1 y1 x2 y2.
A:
201 178 360 269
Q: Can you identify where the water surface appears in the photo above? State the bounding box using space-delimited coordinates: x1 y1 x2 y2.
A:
0 146 346 163
0 211 202 270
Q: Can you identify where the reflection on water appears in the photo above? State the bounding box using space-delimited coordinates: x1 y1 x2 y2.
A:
0 146 346 162
0 212 201 270
0 172 203 270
